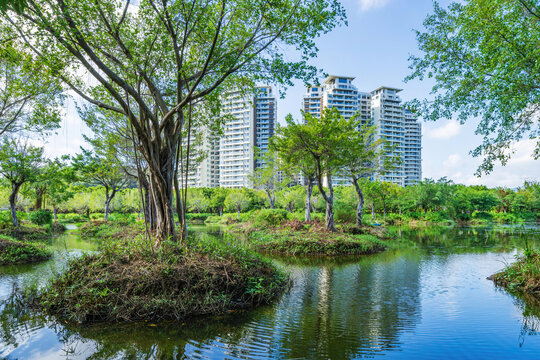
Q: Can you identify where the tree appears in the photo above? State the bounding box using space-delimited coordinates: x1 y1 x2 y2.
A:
208 187 228 216
370 181 399 220
3 0 346 241
413 177 454 214
251 149 287 209
276 185 304 212
274 108 354 231
0 46 63 138
271 123 318 221
0 138 43 228
407 0 540 174
340 120 400 227
40 157 76 219
72 149 129 221
225 190 250 219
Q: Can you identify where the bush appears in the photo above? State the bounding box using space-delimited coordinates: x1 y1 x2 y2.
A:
249 209 289 227
472 211 493 220
186 213 212 223
0 210 11 228
424 211 451 223
0 236 52 264
30 210 53 226
204 215 222 224
108 213 137 225
385 213 402 224
492 212 517 223
248 230 386 256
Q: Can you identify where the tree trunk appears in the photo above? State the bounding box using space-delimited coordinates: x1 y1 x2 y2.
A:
34 188 45 211
266 189 275 209
352 178 364 228
104 188 117 221
173 175 186 240
236 206 240 219
316 173 336 232
147 158 176 241
9 183 21 228
219 206 223 217
371 204 375 220
53 206 58 220
305 178 313 222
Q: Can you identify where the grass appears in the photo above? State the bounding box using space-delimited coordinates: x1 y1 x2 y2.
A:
0 235 52 265
230 219 388 256
28 232 288 323
78 220 145 240
489 249 540 299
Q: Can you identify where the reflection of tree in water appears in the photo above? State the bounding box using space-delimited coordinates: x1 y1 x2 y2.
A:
396 225 540 255
227 251 423 359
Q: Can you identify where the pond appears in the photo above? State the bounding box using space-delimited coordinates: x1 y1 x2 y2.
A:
1 225 539 359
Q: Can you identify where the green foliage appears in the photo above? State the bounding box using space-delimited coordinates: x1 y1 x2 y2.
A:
0 235 52 264
0 43 63 137
250 209 289 227
492 250 540 297
407 0 540 173
248 230 386 256
29 209 52 226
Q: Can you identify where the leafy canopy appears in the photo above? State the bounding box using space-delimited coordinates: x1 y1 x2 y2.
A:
407 0 540 174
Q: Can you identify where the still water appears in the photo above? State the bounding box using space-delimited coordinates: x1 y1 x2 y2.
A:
1 225 539 359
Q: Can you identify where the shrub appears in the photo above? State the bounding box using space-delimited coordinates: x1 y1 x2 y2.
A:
30 210 53 226
0 210 11 228
424 211 451 223
0 236 52 264
492 212 517 223
249 209 289 227
472 211 493 220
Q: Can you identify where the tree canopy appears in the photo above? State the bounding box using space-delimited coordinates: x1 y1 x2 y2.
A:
407 0 540 174
1 0 346 240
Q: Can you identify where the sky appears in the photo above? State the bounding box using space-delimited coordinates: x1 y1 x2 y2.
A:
43 0 539 188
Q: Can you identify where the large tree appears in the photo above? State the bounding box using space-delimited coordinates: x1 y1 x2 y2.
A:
0 138 43 228
2 0 346 241
407 0 540 174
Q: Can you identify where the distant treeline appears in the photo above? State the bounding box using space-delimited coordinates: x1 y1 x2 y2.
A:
1 178 538 224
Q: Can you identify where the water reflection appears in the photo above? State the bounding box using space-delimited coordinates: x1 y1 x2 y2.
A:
0 226 539 359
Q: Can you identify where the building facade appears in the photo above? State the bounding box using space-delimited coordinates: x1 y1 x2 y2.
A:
403 110 422 186
187 86 277 188
302 76 422 186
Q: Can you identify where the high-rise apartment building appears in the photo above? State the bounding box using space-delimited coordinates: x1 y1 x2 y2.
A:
303 76 422 186
186 128 220 188
371 86 406 185
186 86 276 188
403 110 422 186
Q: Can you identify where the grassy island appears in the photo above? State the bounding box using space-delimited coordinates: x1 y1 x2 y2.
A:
29 233 287 324
225 212 390 256
489 250 540 300
0 235 52 265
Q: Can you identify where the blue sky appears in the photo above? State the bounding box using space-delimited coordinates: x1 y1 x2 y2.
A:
44 0 539 188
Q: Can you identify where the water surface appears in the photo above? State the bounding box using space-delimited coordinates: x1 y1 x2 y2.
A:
1 225 539 359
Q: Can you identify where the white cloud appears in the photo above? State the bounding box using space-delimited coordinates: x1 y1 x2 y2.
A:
358 0 390 11
442 153 461 169
425 119 462 140
429 139 539 188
